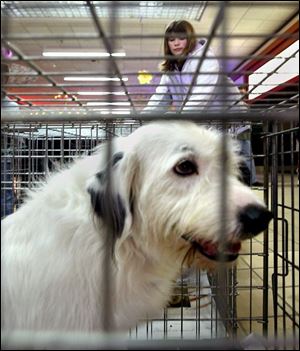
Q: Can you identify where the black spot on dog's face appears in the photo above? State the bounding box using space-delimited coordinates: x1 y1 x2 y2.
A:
88 186 126 239
96 171 106 183
112 152 123 167
88 151 126 242
94 152 124 185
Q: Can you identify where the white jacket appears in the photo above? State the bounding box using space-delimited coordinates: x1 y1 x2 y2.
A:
143 39 248 127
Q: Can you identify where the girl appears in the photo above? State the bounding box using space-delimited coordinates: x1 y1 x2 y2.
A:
143 20 246 113
143 20 257 185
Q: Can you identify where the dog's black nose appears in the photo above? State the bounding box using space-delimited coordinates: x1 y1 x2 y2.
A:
239 205 273 238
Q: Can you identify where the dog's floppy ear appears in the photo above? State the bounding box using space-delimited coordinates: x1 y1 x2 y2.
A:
89 168 126 237
87 146 138 251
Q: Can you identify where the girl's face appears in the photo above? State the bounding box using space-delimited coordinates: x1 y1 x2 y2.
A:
168 36 188 56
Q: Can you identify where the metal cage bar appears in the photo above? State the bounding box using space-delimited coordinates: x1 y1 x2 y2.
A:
1 1 299 349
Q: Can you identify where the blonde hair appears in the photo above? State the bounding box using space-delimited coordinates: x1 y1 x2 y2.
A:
160 20 197 72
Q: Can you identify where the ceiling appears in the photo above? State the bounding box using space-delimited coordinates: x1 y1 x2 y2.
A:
1 1 299 112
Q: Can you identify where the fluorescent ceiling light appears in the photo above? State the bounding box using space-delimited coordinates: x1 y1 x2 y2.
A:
64 77 128 82
248 40 299 99
43 51 126 58
77 92 126 95
100 110 131 115
86 102 131 106
111 53 126 57
92 108 131 112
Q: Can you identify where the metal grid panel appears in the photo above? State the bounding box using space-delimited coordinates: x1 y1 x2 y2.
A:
1 2 299 114
266 123 299 345
1 1 206 20
1 1 299 349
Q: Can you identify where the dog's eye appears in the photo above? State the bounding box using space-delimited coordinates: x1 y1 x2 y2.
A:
174 160 198 176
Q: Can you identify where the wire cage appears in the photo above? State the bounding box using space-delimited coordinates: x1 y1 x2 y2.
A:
1 1 299 349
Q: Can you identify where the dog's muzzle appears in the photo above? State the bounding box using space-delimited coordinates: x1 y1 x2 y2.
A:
182 236 241 262
182 205 273 262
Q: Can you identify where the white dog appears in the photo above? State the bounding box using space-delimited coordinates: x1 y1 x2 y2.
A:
1 121 272 332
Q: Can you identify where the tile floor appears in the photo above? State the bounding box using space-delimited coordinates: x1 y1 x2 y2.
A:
236 177 299 340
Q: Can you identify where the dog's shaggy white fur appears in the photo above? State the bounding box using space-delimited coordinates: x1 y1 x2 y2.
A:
1 121 272 332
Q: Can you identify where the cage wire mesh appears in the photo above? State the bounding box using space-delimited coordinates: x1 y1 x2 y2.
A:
1 1 299 349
